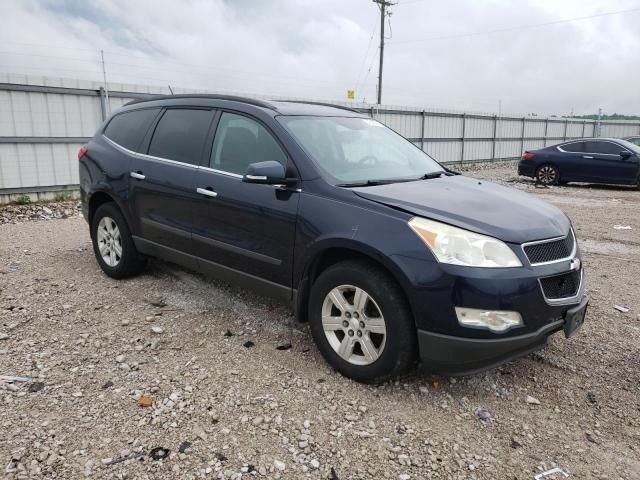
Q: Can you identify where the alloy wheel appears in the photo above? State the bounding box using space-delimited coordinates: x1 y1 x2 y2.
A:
96 216 123 267
321 285 387 365
537 166 558 185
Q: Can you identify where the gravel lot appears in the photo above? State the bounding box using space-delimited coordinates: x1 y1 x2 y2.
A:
1 161 639 479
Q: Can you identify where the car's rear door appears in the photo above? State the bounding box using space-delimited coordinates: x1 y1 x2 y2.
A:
582 140 637 185
190 111 300 300
129 107 215 259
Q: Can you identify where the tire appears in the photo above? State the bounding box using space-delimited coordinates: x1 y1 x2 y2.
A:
90 202 146 279
308 260 417 383
536 164 559 185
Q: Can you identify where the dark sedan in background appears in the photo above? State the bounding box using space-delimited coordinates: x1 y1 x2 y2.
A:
624 135 640 147
518 138 640 187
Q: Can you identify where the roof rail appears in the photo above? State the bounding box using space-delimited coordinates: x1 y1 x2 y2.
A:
273 100 362 114
123 94 277 110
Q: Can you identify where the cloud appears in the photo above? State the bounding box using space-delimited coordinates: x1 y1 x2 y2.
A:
1 0 638 115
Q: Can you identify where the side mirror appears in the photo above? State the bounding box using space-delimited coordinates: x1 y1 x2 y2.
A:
620 151 632 159
243 161 296 186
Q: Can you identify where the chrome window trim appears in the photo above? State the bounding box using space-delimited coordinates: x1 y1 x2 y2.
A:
538 268 584 306
557 140 630 156
102 134 138 156
198 166 244 179
521 229 576 266
102 134 198 169
103 134 302 190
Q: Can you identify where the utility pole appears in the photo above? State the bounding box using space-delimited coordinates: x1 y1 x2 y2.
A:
596 107 602 137
100 49 110 115
372 0 395 105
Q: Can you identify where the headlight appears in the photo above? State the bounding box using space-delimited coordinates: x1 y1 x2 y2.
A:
408 217 522 268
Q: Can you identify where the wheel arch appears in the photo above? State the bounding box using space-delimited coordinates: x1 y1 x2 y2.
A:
294 241 415 325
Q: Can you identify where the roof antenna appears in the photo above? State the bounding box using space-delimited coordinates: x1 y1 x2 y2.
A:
168 85 174 95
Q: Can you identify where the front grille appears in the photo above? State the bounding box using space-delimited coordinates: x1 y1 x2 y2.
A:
539 270 581 299
524 231 574 264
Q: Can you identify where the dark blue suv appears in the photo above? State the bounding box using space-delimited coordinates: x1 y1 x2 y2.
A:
79 95 588 382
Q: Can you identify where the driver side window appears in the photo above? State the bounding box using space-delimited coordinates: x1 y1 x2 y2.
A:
210 112 287 176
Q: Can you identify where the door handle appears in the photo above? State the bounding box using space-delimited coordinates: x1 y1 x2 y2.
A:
582 156 594 159
130 171 146 180
196 187 218 198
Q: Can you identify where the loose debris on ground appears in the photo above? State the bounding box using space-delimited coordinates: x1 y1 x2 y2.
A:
1 161 639 479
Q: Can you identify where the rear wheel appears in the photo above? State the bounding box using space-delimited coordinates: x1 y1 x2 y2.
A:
90 202 146 278
308 260 417 383
536 164 559 185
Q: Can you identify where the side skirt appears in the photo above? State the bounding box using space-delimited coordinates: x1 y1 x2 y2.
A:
133 236 294 303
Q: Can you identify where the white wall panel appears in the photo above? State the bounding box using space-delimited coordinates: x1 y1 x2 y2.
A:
2 75 640 192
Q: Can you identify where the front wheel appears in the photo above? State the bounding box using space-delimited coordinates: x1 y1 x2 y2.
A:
536 164 559 185
308 260 417 383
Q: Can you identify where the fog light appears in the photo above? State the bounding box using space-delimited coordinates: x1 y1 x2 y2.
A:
455 307 523 333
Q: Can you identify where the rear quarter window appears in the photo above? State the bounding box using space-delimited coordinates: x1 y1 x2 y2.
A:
103 108 160 152
560 142 584 153
148 109 215 165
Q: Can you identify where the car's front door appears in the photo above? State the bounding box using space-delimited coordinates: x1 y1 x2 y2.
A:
190 111 300 299
581 140 637 185
129 107 215 259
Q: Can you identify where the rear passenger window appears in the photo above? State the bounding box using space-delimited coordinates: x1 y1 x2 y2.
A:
148 109 214 165
584 141 624 155
210 112 287 175
103 108 160 151
560 142 584 153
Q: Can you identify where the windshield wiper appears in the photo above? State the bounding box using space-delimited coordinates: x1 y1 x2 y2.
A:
418 171 447 180
336 179 393 187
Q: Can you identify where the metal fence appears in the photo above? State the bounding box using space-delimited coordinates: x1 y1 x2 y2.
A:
2 74 640 198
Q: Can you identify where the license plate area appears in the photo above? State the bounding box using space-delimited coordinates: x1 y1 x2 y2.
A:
564 298 588 338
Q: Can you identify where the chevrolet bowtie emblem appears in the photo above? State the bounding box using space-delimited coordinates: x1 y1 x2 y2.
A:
570 258 581 271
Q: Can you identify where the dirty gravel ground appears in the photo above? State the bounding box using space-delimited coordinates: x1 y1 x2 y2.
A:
1 161 639 479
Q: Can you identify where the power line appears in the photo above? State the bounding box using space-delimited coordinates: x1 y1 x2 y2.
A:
354 17 378 94
389 6 640 45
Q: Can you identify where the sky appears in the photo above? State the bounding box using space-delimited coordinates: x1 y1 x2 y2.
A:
1 0 639 116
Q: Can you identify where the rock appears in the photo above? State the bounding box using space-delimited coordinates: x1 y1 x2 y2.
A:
178 441 191 453
42 206 53 215
0 333 9 340
215 452 227 462
252 416 264 426
121 319 130 326
587 392 597 404
138 396 153 407
115 355 125 363
399 475 411 480
276 341 292 351
310 459 320 469
475 407 493 422
151 326 164 334
223 329 233 337
525 395 540 405
243 340 255 348
510 437 522 449
29 382 45 393
273 460 286 471
102 381 114 389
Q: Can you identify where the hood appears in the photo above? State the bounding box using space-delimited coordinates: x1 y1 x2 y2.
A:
353 175 570 244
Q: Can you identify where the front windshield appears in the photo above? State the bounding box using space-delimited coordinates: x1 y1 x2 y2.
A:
278 116 444 184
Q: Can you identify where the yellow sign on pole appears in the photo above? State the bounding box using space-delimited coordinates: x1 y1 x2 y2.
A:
347 90 355 100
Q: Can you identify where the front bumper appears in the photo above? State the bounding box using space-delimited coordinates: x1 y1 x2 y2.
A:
418 296 588 375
